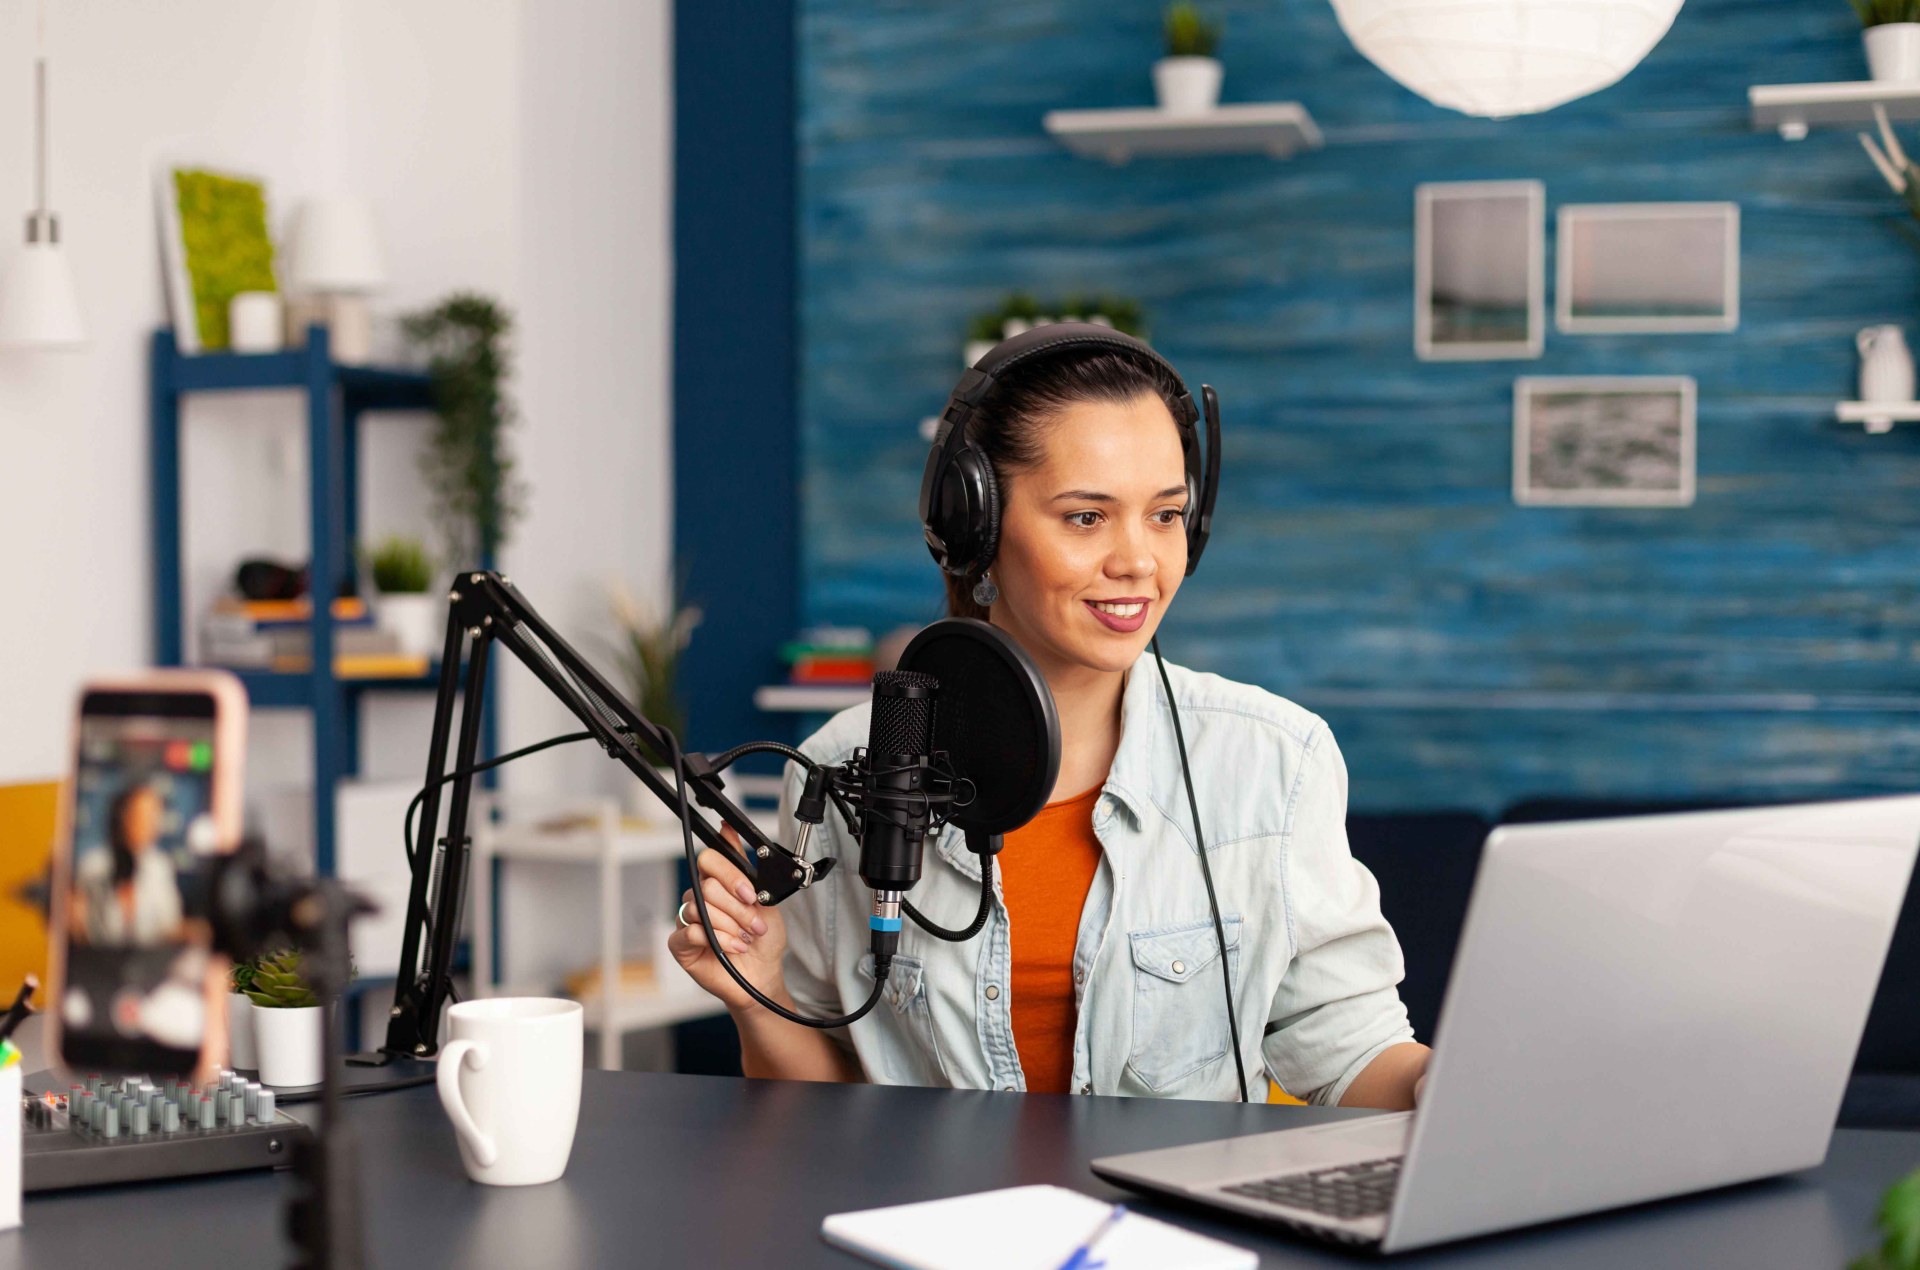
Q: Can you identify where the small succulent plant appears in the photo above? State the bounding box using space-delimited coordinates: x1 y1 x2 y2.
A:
243 948 320 1010
1164 3 1221 58
228 958 258 996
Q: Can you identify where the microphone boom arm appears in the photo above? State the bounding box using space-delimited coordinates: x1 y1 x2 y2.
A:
381 571 831 1060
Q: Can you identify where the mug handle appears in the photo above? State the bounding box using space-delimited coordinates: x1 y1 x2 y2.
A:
436 1039 498 1168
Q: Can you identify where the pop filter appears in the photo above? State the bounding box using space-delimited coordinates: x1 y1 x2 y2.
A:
896 619 1060 837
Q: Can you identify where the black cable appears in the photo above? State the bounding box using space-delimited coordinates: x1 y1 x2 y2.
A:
903 853 994 941
398 730 598 1005
666 728 884 1030
1152 635 1250 1103
402 729 596 869
707 740 813 771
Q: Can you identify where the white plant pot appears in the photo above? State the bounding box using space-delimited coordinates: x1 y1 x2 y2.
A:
253 1004 325 1088
227 992 258 1070
1153 56 1223 115
377 592 443 658
629 762 725 823
1866 23 1920 81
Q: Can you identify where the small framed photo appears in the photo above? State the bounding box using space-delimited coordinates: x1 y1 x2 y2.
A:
1513 376 1696 507
1414 180 1544 361
1556 203 1739 334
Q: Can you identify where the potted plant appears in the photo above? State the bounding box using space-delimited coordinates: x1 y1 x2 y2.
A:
367 534 440 657
245 948 326 1087
404 293 525 568
1156 3 1223 116
1857 0 1920 82
964 292 1148 365
227 958 259 1071
1850 1164 1919 1269
609 580 703 820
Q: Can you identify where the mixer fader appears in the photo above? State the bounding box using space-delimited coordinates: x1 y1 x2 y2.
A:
22 1069 312 1191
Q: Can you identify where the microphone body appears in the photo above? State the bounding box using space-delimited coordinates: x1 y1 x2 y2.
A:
857 670 938 893
858 671 938 969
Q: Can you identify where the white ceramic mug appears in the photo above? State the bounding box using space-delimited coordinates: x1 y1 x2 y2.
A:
436 997 583 1186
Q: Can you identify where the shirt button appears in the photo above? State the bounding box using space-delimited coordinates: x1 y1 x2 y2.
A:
1171 960 1186 975
1073 970 1085 986
1080 1083 1092 1095
985 985 1000 1001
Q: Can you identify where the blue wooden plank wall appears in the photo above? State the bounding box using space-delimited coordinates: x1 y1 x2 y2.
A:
796 0 1920 814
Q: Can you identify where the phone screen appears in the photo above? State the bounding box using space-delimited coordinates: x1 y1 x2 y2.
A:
58 690 223 1072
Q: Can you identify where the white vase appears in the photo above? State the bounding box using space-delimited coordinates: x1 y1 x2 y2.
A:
1866 23 1920 81
227 992 258 1070
1153 56 1223 115
1858 325 1915 402
377 591 443 658
253 1004 325 1088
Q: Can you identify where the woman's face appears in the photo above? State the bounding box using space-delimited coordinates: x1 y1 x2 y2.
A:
989 392 1189 680
119 787 163 853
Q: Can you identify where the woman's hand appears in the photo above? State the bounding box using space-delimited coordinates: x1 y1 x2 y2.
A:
667 826 788 1014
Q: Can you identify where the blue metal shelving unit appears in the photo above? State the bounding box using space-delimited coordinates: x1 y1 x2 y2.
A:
149 324 496 875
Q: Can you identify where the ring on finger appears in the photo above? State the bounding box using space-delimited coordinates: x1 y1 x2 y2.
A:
676 900 694 929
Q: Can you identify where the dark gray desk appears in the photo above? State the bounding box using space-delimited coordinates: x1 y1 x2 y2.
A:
3 1071 1914 1268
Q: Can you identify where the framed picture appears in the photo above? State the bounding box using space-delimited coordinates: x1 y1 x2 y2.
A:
155 164 279 353
1556 203 1739 334
1513 376 1696 507
1414 180 1544 361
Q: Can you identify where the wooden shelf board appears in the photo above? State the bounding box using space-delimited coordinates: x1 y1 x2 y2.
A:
1750 81 1920 138
1043 102 1322 163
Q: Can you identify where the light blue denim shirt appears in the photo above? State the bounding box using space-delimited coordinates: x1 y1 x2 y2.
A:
774 651 1416 1104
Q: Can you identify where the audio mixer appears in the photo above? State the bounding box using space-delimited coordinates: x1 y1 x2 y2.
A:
21 1069 312 1191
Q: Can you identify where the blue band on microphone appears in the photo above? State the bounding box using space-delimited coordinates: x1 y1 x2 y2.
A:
869 915 902 932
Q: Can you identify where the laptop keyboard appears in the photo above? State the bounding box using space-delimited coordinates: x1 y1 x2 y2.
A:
1222 1155 1403 1222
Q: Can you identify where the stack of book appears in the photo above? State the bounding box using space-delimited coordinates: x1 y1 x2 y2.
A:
781 626 875 685
201 597 428 677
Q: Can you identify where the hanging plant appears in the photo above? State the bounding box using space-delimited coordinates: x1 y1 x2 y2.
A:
403 293 525 565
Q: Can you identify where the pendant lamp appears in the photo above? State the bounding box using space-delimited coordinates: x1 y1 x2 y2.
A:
0 0 86 348
1327 0 1684 119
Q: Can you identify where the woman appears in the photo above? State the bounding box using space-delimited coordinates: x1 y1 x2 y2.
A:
669 330 1431 1107
74 781 184 947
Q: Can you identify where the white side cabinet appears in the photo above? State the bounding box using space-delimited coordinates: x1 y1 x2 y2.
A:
471 792 774 1069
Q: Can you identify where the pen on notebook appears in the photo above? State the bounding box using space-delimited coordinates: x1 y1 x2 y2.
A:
1055 1202 1127 1270
0 975 35 1046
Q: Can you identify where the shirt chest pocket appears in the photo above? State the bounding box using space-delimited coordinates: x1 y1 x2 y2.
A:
856 953 951 1088
1125 916 1242 1093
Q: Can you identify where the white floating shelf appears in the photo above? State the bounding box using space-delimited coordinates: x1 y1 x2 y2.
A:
1749 81 1920 139
754 684 870 713
1043 102 1322 163
1836 400 1920 433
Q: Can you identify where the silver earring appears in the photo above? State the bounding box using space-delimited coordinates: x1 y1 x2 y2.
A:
972 573 999 606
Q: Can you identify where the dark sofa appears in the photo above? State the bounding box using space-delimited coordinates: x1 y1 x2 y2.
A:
1349 801 1920 1130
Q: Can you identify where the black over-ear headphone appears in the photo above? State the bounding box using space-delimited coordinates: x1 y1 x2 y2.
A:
918 323 1221 580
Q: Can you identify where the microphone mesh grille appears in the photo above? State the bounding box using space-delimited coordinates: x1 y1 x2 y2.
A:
868 670 937 759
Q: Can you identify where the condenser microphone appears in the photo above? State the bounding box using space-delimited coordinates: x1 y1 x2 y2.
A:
857 670 939 894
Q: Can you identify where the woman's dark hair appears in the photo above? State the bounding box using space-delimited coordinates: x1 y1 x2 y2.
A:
108 783 156 886
941 348 1188 621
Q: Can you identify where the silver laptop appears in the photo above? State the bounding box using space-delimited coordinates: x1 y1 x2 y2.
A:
1092 795 1920 1254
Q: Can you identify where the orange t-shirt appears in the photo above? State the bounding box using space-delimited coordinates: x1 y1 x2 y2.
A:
998 783 1104 1094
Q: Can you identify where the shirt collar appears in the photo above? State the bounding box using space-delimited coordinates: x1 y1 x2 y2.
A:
1099 651 1168 828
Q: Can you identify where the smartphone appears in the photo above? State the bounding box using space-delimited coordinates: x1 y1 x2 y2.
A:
46 671 247 1076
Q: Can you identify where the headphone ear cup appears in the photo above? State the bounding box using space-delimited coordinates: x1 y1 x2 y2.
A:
933 444 1001 576
974 452 1002 573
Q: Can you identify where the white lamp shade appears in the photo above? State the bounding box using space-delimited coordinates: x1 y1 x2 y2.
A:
1328 0 1684 119
0 240 86 348
286 196 387 293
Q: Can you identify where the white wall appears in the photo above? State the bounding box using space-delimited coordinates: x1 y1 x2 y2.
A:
0 1 674 815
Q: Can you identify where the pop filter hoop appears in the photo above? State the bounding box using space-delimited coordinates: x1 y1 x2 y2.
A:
896 618 1061 839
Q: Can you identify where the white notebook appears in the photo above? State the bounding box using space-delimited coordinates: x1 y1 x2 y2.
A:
820 1185 1257 1270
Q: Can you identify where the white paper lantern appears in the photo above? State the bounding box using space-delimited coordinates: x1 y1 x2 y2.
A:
1328 0 1685 119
